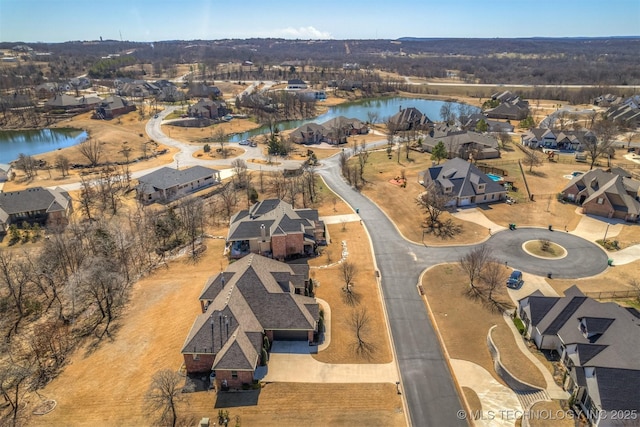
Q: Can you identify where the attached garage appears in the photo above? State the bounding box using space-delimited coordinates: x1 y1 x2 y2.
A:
272 330 309 341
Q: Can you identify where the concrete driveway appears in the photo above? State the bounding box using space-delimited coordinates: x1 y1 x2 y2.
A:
259 341 398 384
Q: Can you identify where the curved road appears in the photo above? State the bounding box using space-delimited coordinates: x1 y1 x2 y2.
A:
316 148 608 426
57 111 610 426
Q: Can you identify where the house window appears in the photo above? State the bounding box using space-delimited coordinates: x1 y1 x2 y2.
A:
192 354 199 361
231 371 238 378
597 197 604 205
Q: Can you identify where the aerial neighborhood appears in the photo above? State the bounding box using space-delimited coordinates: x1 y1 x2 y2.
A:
1 33 640 427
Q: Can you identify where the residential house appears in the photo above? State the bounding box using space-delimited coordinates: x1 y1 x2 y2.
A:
521 128 596 151
0 164 12 182
484 91 529 120
187 83 222 99
593 94 622 107
94 95 136 119
560 169 640 222
0 187 72 233
181 254 319 389
295 89 326 101
518 286 640 426
135 166 221 203
227 199 325 260
388 107 434 132
44 94 81 111
464 113 514 133
289 116 368 145
418 157 507 207
286 79 308 90
35 82 60 99
607 97 640 128
187 99 230 120
420 130 501 160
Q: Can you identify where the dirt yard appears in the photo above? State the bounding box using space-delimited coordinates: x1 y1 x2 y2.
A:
358 150 490 245
310 222 393 364
422 264 545 388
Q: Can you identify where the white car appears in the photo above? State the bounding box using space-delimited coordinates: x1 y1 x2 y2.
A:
239 139 250 146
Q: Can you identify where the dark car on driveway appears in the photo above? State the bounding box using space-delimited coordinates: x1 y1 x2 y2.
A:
506 270 524 289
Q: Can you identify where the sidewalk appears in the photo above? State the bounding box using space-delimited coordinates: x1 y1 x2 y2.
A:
450 359 522 427
319 213 360 224
500 313 569 400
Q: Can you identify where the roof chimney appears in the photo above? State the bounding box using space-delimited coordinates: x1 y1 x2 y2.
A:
260 223 266 240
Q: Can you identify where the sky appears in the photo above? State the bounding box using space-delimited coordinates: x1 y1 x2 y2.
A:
1 0 638 43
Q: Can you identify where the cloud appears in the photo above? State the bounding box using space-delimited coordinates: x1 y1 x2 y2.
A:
275 26 333 39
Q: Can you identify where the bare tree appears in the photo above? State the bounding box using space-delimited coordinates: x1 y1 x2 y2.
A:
177 196 206 259
341 261 358 305
480 259 508 305
416 180 450 229
213 127 226 158
54 154 70 178
495 130 512 150
15 153 38 179
217 182 238 220
0 353 33 426
522 147 543 172
586 115 619 170
366 111 379 125
77 138 102 167
459 245 491 296
0 251 31 338
347 307 374 357
145 369 184 427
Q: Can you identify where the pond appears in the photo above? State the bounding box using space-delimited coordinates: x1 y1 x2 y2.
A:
0 128 88 164
227 96 479 142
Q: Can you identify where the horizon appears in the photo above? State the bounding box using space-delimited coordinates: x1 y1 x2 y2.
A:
1 0 638 43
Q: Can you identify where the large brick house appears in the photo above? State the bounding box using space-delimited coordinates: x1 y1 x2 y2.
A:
560 169 640 222
518 286 640 426
0 187 72 233
181 254 319 389
227 199 325 260
289 116 368 145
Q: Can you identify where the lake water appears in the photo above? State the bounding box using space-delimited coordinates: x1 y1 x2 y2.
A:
228 97 478 142
0 128 88 164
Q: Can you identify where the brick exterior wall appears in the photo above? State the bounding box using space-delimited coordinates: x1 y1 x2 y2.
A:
271 235 287 259
583 196 615 219
215 370 254 390
183 353 214 373
285 233 304 257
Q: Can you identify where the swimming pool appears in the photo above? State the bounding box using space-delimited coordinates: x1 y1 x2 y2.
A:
487 173 503 182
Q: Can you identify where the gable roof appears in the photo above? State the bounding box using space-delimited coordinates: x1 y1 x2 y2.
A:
182 254 318 371
228 199 317 241
0 187 71 220
424 157 506 198
136 166 219 193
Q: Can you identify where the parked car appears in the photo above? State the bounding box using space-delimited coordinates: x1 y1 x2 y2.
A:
506 270 524 289
239 139 250 146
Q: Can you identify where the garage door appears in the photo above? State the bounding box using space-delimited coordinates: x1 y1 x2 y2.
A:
273 330 308 341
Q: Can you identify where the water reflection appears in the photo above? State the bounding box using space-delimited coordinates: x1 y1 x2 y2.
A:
227 97 478 142
0 128 88 163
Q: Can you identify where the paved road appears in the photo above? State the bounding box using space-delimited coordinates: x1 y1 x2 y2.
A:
317 148 608 426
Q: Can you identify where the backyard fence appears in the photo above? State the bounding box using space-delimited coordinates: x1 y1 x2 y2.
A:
584 290 640 300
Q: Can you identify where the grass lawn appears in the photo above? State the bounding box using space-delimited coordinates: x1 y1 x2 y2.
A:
422 264 546 389
356 150 489 245
310 223 393 364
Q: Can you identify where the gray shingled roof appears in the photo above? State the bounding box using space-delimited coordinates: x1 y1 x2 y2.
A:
0 187 71 219
183 254 318 371
227 199 317 242
137 166 219 192
425 157 506 199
